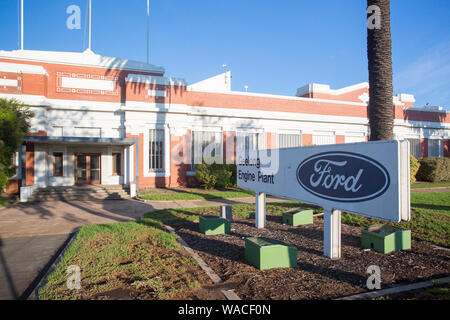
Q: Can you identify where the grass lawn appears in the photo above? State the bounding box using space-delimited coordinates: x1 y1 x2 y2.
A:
411 182 450 189
138 187 254 201
374 282 450 300
38 221 210 300
337 192 450 247
144 192 450 248
0 198 10 207
143 201 321 225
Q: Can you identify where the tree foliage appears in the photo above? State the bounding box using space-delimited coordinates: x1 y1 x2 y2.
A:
0 98 34 191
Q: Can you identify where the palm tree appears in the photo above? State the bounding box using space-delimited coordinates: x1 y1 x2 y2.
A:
367 0 393 140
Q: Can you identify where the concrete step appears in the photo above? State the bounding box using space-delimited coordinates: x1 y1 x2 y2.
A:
29 194 130 201
33 190 130 195
29 185 131 202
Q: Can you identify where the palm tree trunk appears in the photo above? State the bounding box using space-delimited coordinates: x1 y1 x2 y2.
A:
367 0 394 140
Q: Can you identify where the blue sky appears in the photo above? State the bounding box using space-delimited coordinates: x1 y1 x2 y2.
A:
0 0 449 110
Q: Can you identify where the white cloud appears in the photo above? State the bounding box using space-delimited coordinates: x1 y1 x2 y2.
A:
394 42 450 110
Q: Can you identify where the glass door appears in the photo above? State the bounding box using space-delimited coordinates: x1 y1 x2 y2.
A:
75 154 101 184
75 154 88 184
89 154 101 184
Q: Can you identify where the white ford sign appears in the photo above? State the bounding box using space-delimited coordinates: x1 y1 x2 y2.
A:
237 140 411 259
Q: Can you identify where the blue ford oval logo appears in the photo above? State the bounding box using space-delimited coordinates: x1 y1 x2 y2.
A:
296 152 390 202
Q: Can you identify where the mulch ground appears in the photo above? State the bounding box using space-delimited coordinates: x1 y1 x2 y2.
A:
168 215 450 300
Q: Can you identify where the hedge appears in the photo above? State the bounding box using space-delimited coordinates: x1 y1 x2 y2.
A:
410 155 420 184
195 160 237 190
416 157 450 182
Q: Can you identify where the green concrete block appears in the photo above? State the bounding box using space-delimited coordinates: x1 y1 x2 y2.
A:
199 216 230 235
282 209 314 226
361 224 411 254
245 237 297 270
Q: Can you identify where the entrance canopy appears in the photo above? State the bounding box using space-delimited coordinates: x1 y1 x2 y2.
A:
24 136 136 146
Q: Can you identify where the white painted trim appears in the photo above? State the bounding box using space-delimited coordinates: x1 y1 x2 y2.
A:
344 131 366 137
404 107 449 114
148 89 166 97
296 82 369 97
313 130 335 136
397 93 416 103
0 50 165 74
0 93 50 106
191 126 223 132
61 77 115 91
186 89 368 106
0 79 18 87
276 128 302 135
125 74 186 86
0 61 48 76
236 128 265 134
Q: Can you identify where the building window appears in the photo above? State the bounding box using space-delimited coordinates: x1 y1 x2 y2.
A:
428 139 443 157
112 153 121 176
53 153 63 177
191 131 223 170
149 129 164 171
278 133 301 148
312 133 335 146
406 138 421 158
11 152 19 177
236 132 263 156
345 136 366 144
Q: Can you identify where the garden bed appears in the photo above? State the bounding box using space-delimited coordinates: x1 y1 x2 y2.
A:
165 216 450 300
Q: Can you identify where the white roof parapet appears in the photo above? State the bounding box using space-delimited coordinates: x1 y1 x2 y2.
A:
296 82 369 97
125 74 186 86
187 71 231 93
414 106 445 112
0 49 165 74
396 93 416 103
393 96 405 106
0 61 48 76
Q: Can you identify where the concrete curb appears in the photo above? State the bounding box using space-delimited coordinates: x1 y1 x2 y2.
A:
335 276 450 300
27 230 78 300
411 187 450 193
163 224 241 301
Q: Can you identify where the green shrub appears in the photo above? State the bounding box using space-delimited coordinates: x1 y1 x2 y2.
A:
195 159 237 189
195 162 217 190
211 163 233 188
410 155 420 184
416 157 450 182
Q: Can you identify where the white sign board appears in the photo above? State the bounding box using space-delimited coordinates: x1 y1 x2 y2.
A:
237 140 410 223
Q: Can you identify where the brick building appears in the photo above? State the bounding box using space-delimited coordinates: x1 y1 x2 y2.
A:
1 49 448 200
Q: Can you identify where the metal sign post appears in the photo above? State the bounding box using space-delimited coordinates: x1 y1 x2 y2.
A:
237 140 410 259
255 192 266 229
324 209 341 259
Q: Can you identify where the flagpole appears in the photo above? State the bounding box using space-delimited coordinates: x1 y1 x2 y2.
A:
146 0 149 63
20 0 23 50
88 0 92 50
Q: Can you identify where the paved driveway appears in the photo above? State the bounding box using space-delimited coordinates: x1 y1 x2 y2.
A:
0 234 70 299
0 199 155 238
0 196 270 299
0 199 156 299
